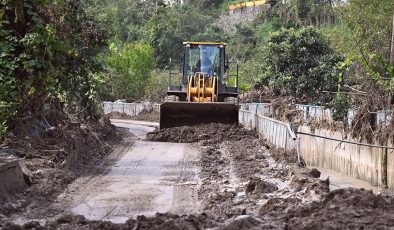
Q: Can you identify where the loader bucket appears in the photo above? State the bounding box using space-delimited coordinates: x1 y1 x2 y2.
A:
160 102 239 129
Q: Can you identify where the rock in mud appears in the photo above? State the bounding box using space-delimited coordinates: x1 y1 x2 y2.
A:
245 178 278 195
309 168 321 178
219 215 262 230
259 197 300 215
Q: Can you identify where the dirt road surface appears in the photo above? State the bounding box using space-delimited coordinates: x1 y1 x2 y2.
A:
56 122 200 223
4 121 394 229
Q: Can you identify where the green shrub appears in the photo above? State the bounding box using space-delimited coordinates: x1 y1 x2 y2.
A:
259 27 342 103
330 93 349 121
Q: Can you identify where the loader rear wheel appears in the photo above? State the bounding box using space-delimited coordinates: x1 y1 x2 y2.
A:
224 97 238 104
165 95 180 102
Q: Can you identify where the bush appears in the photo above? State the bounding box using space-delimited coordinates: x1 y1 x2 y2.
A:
259 27 342 103
106 42 154 100
330 93 349 121
144 70 169 103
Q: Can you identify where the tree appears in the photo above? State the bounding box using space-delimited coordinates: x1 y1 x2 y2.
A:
335 0 394 80
0 0 108 136
106 42 154 100
259 27 342 103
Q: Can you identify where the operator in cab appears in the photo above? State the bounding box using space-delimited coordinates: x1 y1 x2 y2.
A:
192 48 214 77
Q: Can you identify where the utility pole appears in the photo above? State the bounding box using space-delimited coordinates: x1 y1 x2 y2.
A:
391 13 394 65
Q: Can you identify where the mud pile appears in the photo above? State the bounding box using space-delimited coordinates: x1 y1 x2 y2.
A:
0 116 119 222
2 213 220 230
284 188 394 229
5 187 394 230
130 109 160 122
260 141 299 164
107 111 132 119
147 124 255 143
107 109 159 122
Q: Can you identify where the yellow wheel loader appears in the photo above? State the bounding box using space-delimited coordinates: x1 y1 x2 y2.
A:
160 42 239 129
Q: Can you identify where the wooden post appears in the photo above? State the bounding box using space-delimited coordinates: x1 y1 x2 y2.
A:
391 14 394 65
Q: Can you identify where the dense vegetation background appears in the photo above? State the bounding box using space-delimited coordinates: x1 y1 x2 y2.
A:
1 0 394 136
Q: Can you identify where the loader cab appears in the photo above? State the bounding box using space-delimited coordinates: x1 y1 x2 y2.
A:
183 43 224 80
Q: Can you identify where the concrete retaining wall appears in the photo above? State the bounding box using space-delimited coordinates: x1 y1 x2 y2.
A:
217 5 268 32
386 142 394 189
0 158 27 200
299 126 386 187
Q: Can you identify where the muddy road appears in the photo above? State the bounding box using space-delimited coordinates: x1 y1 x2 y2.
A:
3 121 394 229
56 122 201 223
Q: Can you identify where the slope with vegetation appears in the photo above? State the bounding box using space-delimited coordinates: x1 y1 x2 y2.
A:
1 0 394 135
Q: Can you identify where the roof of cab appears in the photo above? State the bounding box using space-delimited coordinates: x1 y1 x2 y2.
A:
183 41 226 46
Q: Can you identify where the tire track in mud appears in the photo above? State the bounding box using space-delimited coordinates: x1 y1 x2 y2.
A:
56 139 202 223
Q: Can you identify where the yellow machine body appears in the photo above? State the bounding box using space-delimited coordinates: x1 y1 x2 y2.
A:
160 41 239 129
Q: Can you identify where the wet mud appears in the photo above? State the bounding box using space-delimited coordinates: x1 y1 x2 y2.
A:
130 110 160 122
0 116 119 224
3 123 394 229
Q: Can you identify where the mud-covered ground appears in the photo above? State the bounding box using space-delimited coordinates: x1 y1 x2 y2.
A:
3 124 394 229
0 116 119 225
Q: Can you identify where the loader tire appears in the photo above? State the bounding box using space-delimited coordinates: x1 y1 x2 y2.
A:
224 97 238 104
165 95 180 102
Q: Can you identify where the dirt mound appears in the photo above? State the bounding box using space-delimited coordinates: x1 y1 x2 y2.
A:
147 124 256 143
1 213 220 230
107 111 132 119
0 116 119 220
219 215 262 230
262 141 298 164
285 188 394 229
131 109 160 122
107 108 159 122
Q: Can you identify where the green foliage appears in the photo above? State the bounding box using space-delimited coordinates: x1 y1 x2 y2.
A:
144 70 170 102
106 42 154 100
330 93 350 121
330 0 394 84
255 0 336 29
259 27 342 102
87 0 224 69
0 0 108 136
